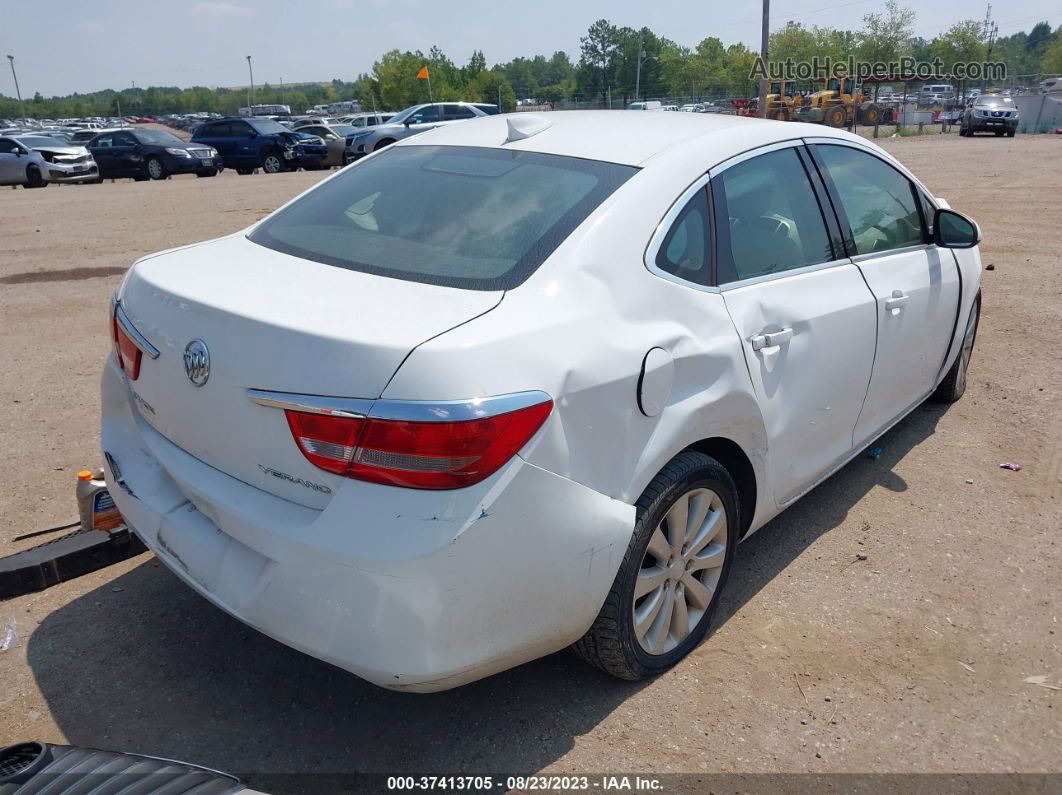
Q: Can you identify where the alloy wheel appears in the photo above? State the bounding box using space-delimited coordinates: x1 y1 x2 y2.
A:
147 158 164 179
263 154 283 173
633 487 728 655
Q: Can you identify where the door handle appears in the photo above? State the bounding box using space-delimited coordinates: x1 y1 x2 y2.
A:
885 291 909 312
750 327 794 351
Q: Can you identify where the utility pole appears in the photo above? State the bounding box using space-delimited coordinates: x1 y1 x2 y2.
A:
246 55 255 113
634 34 645 102
757 0 770 118
981 4 997 93
6 55 25 120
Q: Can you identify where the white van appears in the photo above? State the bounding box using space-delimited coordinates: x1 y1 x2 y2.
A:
627 100 663 111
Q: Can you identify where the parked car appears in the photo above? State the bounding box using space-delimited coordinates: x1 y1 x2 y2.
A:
293 123 359 167
293 117 341 129
628 100 663 110
191 117 327 174
680 103 706 113
345 102 497 159
339 112 396 128
959 95 1018 137
101 111 982 692
87 128 221 180
0 134 98 187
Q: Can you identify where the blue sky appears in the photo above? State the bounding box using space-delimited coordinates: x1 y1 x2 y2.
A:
2 0 1057 96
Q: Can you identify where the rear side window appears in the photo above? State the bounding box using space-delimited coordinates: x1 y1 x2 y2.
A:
249 145 636 290
444 104 477 120
714 147 834 283
814 144 924 255
655 189 710 285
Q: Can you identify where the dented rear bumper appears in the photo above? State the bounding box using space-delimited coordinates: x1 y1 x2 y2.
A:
101 356 634 691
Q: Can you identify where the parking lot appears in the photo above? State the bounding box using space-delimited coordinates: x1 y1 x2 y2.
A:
1 132 1060 786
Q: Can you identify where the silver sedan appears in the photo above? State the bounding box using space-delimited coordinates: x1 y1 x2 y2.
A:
0 134 98 188
347 102 498 160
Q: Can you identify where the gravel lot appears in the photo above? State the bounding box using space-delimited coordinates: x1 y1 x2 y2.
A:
0 132 1059 789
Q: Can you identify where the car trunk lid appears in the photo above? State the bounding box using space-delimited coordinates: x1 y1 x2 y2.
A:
117 233 502 508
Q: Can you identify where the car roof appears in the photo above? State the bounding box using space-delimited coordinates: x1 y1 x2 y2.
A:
393 109 860 168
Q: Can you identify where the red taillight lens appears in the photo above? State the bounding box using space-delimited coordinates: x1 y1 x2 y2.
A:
285 412 366 475
110 306 142 380
285 399 553 489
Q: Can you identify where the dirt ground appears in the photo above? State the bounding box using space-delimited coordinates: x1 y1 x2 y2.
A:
0 131 1059 790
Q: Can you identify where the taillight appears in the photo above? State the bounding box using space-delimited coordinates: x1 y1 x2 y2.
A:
110 303 143 380
285 399 553 489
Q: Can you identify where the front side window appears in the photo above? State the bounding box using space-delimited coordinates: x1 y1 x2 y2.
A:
714 147 834 283
249 145 636 290
814 144 924 255
410 106 442 124
0 138 15 154
655 189 710 285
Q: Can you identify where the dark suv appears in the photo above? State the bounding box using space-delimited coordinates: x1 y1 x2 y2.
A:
191 117 328 174
960 95 1019 137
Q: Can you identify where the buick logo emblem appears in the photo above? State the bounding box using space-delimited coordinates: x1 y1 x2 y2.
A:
183 339 210 387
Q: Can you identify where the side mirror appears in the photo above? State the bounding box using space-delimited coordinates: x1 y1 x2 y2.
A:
934 208 981 249
404 118 413 127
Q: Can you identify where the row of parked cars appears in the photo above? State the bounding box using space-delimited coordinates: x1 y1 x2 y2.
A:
2 102 503 187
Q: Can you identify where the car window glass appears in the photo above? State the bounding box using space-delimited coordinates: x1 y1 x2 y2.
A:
94 134 113 148
815 144 924 255
444 104 476 120
352 118 366 127
249 145 635 291
919 192 936 238
715 147 834 283
0 139 14 154
411 106 442 124
655 189 710 285
115 133 137 146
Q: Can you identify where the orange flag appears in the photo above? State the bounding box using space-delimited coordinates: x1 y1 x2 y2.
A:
416 67 429 79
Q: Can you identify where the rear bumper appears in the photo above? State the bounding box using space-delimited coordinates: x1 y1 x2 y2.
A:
100 357 633 691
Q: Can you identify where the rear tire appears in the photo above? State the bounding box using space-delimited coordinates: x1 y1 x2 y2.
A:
932 297 980 403
858 102 881 125
573 451 737 681
235 167 254 175
196 170 218 178
824 105 847 128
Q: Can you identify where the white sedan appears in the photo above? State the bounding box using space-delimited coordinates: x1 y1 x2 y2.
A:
101 111 982 691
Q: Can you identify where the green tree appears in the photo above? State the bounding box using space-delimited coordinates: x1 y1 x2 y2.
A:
468 70 516 111
930 20 987 73
1042 33 1062 74
855 1 915 65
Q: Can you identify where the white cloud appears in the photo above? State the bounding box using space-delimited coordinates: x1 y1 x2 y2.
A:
190 2 253 17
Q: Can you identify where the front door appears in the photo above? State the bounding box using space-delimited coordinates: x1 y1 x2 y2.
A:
712 143 878 504
810 143 961 447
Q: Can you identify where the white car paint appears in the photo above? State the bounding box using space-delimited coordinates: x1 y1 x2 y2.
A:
101 111 982 691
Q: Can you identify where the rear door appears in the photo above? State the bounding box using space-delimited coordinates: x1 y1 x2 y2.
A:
809 142 960 447
712 142 878 505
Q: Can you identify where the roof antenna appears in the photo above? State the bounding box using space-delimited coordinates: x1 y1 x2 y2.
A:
505 114 551 142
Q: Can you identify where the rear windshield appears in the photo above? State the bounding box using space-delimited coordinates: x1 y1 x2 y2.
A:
248 145 636 290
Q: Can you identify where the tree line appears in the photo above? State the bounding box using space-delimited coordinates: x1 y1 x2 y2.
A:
2 4 1060 119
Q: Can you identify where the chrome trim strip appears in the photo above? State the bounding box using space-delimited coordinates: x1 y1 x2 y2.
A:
370 391 552 423
113 299 160 359
245 388 553 423
717 257 852 292
246 389 373 418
